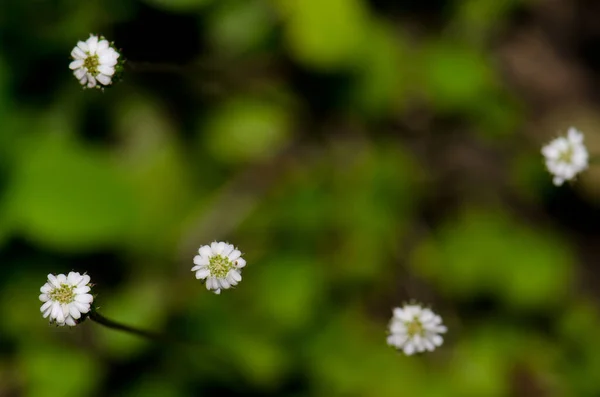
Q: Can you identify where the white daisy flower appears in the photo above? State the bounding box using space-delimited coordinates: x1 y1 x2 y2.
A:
39 272 94 327
542 127 589 186
191 241 246 294
69 34 121 89
387 304 447 355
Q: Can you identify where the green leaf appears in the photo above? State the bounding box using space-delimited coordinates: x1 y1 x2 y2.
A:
8 134 136 250
280 0 370 69
203 97 291 163
21 344 102 397
411 208 574 309
421 41 496 111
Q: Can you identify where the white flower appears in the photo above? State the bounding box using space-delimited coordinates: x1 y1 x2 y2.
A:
542 127 589 186
191 241 246 294
69 34 120 89
387 304 447 355
39 272 94 327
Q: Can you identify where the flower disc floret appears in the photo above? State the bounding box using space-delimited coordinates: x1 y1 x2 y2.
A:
39 272 94 327
387 303 447 355
191 241 246 295
542 127 589 186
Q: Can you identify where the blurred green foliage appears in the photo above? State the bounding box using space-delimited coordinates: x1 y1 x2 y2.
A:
0 0 597 396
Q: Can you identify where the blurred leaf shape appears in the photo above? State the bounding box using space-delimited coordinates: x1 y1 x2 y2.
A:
8 134 136 250
21 343 103 397
208 0 274 55
113 94 195 257
278 0 370 69
253 255 326 332
421 41 496 112
331 141 421 282
203 96 291 163
411 208 574 309
350 21 408 117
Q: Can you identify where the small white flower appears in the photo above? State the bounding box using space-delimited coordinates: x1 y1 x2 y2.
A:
69 34 121 89
39 272 94 327
191 241 246 294
387 304 447 355
542 127 589 186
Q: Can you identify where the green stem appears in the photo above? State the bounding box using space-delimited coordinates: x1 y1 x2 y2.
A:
88 309 169 343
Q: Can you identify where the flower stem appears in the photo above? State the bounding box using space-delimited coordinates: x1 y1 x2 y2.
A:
88 309 169 343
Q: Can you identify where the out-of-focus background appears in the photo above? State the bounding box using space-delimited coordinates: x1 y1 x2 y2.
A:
1 0 600 396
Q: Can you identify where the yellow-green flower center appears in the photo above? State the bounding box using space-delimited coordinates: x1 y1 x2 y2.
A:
83 54 100 76
558 147 573 163
209 255 233 279
406 318 425 337
49 284 75 304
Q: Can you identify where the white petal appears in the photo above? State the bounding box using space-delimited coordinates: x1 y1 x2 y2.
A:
219 244 231 258
97 65 115 76
65 316 77 326
206 277 217 291
40 283 52 293
431 335 444 346
75 294 93 304
67 272 82 284
228 269 242 283
199 245 213 258
403 342 415 356
553 176 564 186
228 250 241 261
99 54 118 67
97 40 109 52
213 288 221 295
215 242 226 254
389 321 406 334
57 274 67 284
79 275 91 287
61 304 70 318
47 274 60 288
74 286 90 294
423 339 435 351
39 294 49 302
71 47 86 59
40 300 53 312
54 305 65 324
69 305 81 319
218 278 231 289
86 35 99 54
235 258 246 268
69 60 84 70
195 268 210 279
77 41 89 52
193 255 209 266
87 75 97 88
96 74 112 85
74 301 90 313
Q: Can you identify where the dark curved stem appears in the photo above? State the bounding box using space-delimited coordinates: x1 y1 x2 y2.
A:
89 309 169 343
